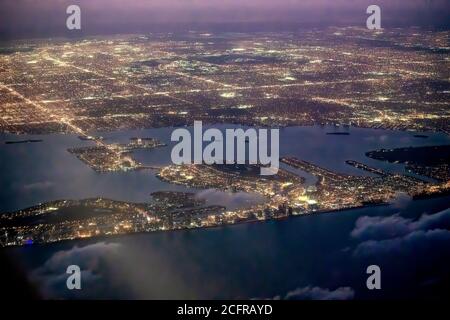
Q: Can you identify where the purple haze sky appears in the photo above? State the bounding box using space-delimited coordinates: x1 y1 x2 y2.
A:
0 0 449 39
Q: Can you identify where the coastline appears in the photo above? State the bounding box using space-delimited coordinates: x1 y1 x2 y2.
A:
1 200 392 249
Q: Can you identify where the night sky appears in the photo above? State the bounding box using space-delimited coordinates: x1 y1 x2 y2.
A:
0 0 449 40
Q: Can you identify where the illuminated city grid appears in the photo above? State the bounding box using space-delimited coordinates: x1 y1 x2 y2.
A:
1 27 449 246
0 27 449 137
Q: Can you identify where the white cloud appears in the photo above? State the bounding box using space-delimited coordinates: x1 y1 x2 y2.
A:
273 286 354 300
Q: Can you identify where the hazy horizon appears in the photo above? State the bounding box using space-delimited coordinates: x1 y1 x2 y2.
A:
1 0 449 40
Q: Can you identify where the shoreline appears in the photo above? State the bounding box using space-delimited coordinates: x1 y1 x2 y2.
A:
1 200 394 249
5 190 450 250
1 122 449 138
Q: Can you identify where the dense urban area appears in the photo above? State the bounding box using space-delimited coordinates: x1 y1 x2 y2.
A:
1 27 449 246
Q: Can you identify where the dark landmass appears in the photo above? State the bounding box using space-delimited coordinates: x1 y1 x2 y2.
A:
326 132 350 135
195 54 282 65
0 47 34 55
366 145 450 166
366 145 450 182
212 163 263 177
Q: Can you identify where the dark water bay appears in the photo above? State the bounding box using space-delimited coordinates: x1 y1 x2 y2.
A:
2 124 449 212
1 125 450 299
